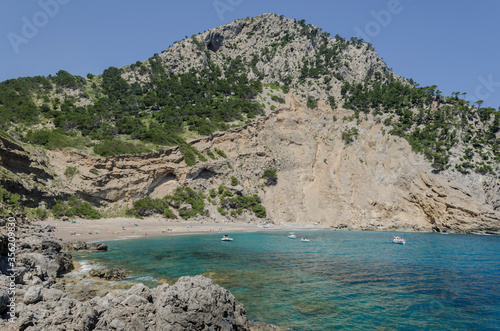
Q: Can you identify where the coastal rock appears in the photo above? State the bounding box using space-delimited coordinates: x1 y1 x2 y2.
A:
88 243 108 251
89 267 128 280
41 288 66 302
155 275 250 330
128 283 153 303
19 252 61 279
23 286 42 304
0 286 10 313
61 241 108 251
61 240 89 251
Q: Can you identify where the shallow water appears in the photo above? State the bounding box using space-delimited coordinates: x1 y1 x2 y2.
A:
78 231 500 330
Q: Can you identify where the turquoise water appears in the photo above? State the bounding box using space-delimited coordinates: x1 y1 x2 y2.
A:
79 231 500 330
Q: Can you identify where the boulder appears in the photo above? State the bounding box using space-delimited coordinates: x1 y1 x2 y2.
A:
23 286 42 304
0 286 10 313
88 243 108 251
41 288 65 302
155 275 250 330
61 241 88 251
19 253 61 279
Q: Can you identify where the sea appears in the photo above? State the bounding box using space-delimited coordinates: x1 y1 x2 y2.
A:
77 231 500 330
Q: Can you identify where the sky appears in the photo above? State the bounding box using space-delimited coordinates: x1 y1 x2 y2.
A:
1 0 499 108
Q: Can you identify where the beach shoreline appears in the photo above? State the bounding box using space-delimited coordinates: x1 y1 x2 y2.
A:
37 216 323 243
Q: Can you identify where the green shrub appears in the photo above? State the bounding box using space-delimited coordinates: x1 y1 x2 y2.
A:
25 129 80 149
178 143 206 166
341 127 359 145
328 96 336 109
64 166 77 178
271 95 285 104
0 185 20 211
94 139 150 157
307 96 318 109
218 183 225 195
214 148 227 158
217 207 227 216
252 204 267 218
166 187 207 219
51 200 68 218
262 168 278 186
26 208 49 220
51 196 101 219
67 196 101 219
220 194 266 218
206 149 216 159
179 144 196 166
230 176 238 186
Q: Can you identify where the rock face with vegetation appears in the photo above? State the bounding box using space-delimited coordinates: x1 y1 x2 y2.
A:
0 13 498 234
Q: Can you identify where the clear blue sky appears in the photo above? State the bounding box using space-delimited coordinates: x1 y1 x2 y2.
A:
1 0 499 108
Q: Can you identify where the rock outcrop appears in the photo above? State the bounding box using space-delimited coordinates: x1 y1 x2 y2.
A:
61 241 108 252
6 276 270 331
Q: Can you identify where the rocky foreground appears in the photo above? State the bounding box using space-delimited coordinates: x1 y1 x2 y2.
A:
0 211 276 330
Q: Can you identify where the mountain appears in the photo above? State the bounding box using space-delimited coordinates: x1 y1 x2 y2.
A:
0 13 499 234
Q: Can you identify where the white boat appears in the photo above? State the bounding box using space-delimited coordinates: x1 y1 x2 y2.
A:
300 238 310 242
392 236 406 244
221 235 233 241
288 233 297 239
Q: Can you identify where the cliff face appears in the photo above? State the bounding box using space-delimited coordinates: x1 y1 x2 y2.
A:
8 92 495 234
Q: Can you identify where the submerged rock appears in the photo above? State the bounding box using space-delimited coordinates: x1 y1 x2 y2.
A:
89 267 128 281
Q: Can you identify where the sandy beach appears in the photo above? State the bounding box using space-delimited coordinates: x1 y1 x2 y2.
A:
36 216 313 242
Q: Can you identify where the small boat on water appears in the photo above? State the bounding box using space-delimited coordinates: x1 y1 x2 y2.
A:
392 236 406 244
288 233 297 239
300 238 310 242
221 235 233 241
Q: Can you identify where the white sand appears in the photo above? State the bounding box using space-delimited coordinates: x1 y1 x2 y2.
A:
37 216 311 242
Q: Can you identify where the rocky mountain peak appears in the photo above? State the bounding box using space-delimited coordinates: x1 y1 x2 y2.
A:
125 12 392 103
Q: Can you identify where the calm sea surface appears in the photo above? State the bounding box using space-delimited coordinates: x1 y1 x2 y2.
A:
78 231 500 330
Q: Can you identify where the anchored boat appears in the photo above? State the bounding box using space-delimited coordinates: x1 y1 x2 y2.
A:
392 236 406 244
221 235 233 241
